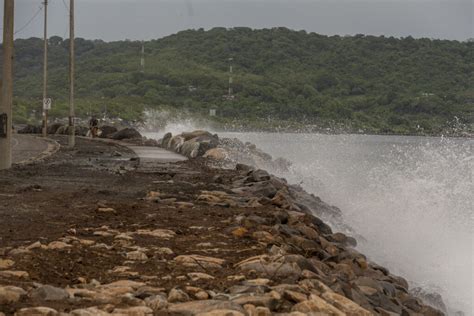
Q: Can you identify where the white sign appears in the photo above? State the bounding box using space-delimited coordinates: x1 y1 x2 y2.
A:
43 98 52 110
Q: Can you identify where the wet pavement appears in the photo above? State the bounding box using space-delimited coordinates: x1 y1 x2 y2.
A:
11 134 50 164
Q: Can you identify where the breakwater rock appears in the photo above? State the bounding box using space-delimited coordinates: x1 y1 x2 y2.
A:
158 130 292 172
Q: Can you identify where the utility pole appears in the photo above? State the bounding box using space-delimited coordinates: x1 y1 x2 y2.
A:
228 57 234 98
42 0 48 137
68 0 75 147
0 0 14 170
140 41 145 73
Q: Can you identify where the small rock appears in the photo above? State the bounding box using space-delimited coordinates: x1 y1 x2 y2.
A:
115 233 134 240
232 227 249 238
46 241 72 250
244 279 271 286
93 231 114 237
135 229 176 239
14 307 59 316
112 306 153 315
292 295 345 315
145 294 168 311
188 272 215 281
0 270 29 279
26 241 43 250
168 288 190 303
244 305 272 316
283 290 308 303
231 295 278 310
195 291 209 300
321 292 372 315
70 307 110 316
0 286 26 304
196 310 245 316
227 275 246 282
252 231 275 243
156 247 174 255
174 254 225 269
102 280 145 289
175 202 195 209
168 300 245 314
96 207 116 214
126 251 148 261
0 259 15 269
30 285 69 301
8 247 31 256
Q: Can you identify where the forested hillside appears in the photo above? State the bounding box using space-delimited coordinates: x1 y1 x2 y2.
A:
7 27 474 134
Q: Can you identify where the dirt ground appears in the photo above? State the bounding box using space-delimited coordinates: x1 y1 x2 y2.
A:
0 137 277 313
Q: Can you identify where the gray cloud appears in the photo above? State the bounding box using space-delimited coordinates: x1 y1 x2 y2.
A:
5 0 473 41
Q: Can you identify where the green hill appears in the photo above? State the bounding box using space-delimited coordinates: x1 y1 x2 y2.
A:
6 27 474 134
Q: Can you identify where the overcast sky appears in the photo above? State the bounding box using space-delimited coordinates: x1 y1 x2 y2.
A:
3 0 473 42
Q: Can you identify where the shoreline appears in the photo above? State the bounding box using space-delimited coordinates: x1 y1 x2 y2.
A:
0 133 451 315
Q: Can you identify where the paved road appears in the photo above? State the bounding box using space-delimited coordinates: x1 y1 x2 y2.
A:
12 134 50 164
88 137 187 164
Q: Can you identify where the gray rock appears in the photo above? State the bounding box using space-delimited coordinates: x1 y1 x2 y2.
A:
168 135 185 152
55 126 67 135
99 125 118 138
181 130 216 141
410 287 448 314
161 132 173 148
180 139 201 158
47 123 63 134
110 127 142 140
248 169 271 182
30 285 69 301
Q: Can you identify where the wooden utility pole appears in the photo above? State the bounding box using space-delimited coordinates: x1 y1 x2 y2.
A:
68 0 75 147
0 0 14 170
42 0 48 137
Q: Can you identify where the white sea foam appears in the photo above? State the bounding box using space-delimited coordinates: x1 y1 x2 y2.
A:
219 132 473 316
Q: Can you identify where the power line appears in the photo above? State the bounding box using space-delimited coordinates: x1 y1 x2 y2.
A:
61 0 69 13
14 5 45 35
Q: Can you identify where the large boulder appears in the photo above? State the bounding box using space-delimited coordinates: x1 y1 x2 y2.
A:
179 134 219 158
168 135 185 152
180 139 201 158
109 128 142 140
181 130 215 141
18 125 41 134
204 148 229 160
55 126 67 135
161 132 172 148
99 125 118 138
75 126 88 136
47 123 63 134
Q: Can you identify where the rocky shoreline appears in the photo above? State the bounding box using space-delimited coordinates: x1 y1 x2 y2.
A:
0 132 449 315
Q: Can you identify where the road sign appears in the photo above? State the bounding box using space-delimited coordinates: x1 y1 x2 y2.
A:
43 98 52 110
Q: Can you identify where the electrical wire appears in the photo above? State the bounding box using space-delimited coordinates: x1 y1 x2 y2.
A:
14 5 45 35
61 0 69 13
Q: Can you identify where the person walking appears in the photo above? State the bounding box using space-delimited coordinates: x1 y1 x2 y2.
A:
89 116 99 138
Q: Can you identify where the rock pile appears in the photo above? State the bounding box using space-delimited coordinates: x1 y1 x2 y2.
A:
0 157 447 315
158 130 291 172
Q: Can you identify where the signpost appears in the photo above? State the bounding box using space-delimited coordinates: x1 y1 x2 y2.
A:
43 98 52 111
